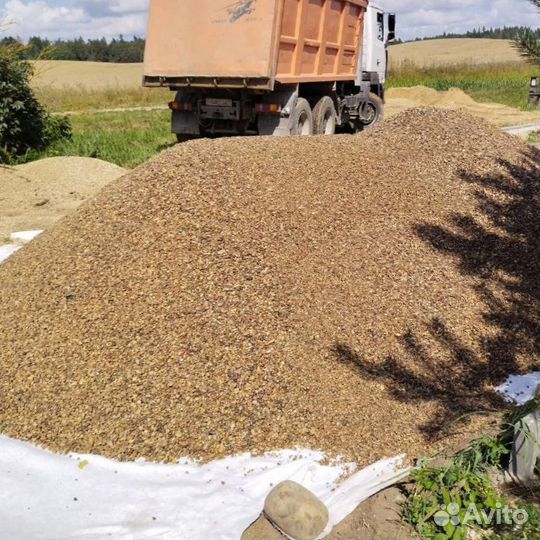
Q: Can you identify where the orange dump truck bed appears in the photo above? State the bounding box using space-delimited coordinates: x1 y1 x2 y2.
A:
143 0 367 90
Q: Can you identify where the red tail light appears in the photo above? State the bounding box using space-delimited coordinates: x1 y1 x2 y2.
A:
255 103 281 113
169 101 193 111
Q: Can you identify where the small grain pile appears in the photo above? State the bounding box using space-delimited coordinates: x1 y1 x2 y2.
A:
0 108 538 465
385 86 540 127
0 157 126 240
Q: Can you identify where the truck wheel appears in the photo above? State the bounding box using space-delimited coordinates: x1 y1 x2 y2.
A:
360 92 384 129
291 97 313 136
312 96 337 135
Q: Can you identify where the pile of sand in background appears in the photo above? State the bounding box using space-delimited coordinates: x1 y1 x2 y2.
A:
385 86 540 127
0 157 126 240
0 109 538 466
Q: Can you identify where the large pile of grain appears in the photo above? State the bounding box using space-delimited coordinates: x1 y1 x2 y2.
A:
0 109 538 465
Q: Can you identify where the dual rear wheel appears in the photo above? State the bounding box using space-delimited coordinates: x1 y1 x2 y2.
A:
291 96 337 136
290 92 383 136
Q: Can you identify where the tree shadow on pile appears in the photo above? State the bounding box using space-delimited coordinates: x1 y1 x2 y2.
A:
334 148 540 439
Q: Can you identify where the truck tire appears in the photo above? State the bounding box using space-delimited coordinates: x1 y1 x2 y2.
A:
291 97 313 136
312 96 337 135
360 92 384 129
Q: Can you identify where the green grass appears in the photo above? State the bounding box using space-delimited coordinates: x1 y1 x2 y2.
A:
18 109 175 169
388 61 538 110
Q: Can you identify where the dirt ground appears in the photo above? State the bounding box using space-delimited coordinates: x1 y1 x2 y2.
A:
385 86 539 127
389 38 524 67
327 486 414 540
0 157 126 241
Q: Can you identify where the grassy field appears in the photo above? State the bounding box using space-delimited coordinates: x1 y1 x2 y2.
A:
21 109 175 169
35 61 536 114
387 38 536 110
387 61 537 110
32 39 537 113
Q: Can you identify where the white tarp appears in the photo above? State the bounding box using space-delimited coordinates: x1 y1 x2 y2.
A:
497 372 540 405
9 230 43 243
0 244 21 264
0 229 43 264
0 436 408 540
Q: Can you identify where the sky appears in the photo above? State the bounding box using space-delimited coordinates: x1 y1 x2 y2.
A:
0 0 538 41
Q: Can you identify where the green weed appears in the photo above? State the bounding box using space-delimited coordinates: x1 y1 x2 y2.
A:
403 437 508 540
486 502 540 540
403 398 540 540
527 130 539 144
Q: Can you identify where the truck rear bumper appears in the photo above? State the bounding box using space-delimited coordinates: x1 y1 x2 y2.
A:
143 75 273 91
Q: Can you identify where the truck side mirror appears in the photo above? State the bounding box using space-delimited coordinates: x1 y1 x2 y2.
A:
387 13 396 42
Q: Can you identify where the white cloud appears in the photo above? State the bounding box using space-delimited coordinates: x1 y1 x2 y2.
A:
384 0 539 39
1 0 539 41
2 0 149 39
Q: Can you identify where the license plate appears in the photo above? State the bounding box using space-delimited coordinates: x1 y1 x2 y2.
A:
206 98 233 107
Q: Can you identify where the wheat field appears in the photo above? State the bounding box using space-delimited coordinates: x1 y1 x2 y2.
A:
388 38 524 68
31 60 144 89
31 60 170 112
32 39 527 94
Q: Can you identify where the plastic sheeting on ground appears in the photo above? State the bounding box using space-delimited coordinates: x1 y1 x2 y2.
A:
0 436 408 540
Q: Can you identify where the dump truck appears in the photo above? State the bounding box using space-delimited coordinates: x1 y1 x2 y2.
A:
143 0 395 140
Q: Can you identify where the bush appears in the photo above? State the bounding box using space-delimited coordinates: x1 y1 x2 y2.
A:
0 43 71 163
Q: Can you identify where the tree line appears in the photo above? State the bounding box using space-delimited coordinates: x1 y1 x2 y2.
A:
412 25 540 42
3 25 537 61
0 36 145 63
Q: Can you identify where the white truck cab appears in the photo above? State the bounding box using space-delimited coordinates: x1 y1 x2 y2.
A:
362 3 395 84
357 3 396 126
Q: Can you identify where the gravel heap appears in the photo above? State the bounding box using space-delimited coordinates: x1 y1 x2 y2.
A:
0 108 538 465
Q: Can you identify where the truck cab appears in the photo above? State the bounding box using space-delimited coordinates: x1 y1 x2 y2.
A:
362 3 395 86
358 3 395 126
